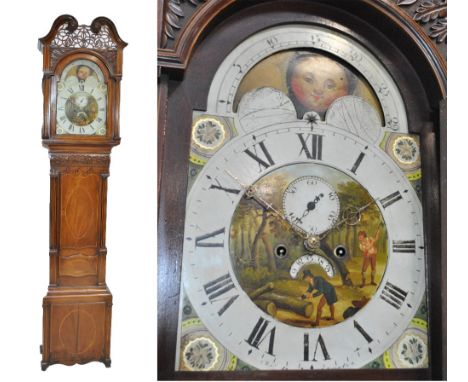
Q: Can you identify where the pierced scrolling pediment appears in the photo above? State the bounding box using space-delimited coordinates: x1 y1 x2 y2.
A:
39 15 127 73
51 23 118 50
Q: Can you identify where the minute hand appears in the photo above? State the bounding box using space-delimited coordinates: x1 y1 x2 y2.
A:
318 198 379 240
224 170 308 239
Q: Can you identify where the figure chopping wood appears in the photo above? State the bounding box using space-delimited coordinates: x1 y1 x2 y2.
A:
358 225 381 287
301 270 337 326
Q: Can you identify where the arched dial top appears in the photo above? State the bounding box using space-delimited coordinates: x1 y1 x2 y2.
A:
56 59 107 136
206 25 407 133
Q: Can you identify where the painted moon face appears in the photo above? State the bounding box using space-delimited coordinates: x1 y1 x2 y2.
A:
289 55 349 114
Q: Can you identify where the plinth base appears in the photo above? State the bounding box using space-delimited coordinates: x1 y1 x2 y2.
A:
41 286 112 370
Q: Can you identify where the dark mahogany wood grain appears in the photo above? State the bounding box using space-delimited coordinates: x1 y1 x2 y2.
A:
157 74 169 199
440 99 447 379
157 0 446 93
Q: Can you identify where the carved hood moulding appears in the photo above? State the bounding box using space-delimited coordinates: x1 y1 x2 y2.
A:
157 0 446 96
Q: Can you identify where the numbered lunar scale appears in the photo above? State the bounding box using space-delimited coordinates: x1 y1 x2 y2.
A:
39 15 126 370
175 26 428 371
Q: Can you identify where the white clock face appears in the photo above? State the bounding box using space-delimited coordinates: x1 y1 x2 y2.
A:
181 122 425 370
283 175 340 235
56 59 107 136
175 23 428 372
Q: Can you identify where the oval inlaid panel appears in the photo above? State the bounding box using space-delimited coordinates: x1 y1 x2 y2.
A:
64 186 95 240
59 309 97 355
61 174 100 245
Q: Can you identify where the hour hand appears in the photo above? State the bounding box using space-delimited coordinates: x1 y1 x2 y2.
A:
224 170 308 239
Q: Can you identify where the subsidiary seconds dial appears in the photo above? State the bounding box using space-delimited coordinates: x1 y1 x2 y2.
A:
283 176 340 235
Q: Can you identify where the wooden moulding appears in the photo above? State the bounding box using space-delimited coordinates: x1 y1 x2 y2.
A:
157 0 446 96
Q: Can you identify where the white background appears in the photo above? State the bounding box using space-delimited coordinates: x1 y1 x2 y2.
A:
0 0 461 381
0 0 157 381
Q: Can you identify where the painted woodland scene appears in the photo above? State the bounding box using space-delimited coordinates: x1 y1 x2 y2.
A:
229 164 388 328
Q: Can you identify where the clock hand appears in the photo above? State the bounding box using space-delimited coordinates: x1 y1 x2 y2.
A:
224 170 308 239
318 198 379 240
348 198 379 224
300 193 325 219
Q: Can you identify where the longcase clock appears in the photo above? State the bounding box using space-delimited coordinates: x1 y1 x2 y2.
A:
39 15 126 370
158 0 446 380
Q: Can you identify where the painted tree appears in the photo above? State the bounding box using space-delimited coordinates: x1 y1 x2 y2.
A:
334 181 382 257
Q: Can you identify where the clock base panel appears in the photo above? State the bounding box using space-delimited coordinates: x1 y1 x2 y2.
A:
41 287 112 370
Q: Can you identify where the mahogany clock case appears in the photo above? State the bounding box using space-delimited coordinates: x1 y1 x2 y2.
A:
157 0 446 380
39 15 127 370
0 0 158 379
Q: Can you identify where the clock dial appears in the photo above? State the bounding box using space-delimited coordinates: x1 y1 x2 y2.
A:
173 21 430 373
181 122 425 370
56 59 107 136
282 175 340 235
